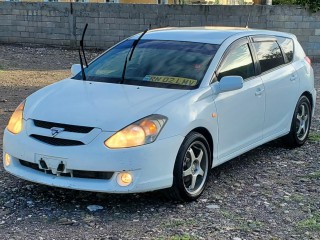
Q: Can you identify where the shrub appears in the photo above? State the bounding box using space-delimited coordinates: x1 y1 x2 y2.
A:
273 0 320 12
297 0 320 12
273 0 297 4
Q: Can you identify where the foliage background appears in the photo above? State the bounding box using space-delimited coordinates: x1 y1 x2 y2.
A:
273 0 320 12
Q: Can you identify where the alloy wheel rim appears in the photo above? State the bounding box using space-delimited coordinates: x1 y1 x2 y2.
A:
295 102 310 141
182 141 208 196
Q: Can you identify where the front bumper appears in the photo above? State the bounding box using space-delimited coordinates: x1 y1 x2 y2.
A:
3 128 184 193
311 87 317 117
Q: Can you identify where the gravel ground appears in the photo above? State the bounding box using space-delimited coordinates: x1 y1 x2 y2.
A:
0 44 319 240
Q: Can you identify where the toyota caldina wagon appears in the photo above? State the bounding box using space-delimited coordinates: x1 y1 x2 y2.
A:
3 27 316 201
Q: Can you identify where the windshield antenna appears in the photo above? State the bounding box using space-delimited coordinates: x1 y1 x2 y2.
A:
79 23 88 80
121 28 148 84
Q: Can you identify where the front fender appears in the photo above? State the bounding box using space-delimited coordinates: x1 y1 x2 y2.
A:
156 87 219 163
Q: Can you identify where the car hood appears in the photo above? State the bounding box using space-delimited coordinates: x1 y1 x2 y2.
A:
24 79 190 131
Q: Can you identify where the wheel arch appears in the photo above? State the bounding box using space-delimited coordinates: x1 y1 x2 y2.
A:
302 91 314 111
189 127 214 168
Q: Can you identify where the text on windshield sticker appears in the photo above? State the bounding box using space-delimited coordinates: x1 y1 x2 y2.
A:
143 75 198 86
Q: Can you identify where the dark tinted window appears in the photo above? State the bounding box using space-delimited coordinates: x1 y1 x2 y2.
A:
277 37 294 62
253 41 285 73
73 40 219 90
218 43 255 80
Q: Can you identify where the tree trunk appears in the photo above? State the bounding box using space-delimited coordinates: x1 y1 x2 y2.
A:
256 0 272 4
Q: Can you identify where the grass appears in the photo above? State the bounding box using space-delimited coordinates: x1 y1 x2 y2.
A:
297 213 320 231
220 210 263 232
307 171 320 180
162 219 196 228
0 64 4 73
158 220 199 240
236 220 264 232
156 234 194 240
168 235 193 240
308 133 320 142
290 193 305 202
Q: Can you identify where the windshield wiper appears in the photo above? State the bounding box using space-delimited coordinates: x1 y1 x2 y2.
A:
79 23 88 80
121 28 148 84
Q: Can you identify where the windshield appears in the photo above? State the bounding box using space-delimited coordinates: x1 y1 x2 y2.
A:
73 39 219 89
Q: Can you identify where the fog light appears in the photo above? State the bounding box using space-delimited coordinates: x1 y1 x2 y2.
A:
117 172 133 186
4 153 11 167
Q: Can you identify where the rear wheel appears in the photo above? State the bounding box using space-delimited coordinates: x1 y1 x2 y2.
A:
166 132 211 201
284 95 311 147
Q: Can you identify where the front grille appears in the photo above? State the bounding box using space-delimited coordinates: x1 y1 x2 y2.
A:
30 134 84 146
73 170 114 180
33 119 94 133
19 159 114 180
20 159 44 172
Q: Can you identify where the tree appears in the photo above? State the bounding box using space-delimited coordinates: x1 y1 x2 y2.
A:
273 0 320 12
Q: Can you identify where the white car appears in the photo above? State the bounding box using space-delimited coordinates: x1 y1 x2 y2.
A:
3 27 317 201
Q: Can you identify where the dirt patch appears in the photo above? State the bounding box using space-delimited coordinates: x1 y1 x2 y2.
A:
0 43 319 240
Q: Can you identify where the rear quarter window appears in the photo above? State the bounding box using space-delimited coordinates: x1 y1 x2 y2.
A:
253 41 285 73
277 37 294 62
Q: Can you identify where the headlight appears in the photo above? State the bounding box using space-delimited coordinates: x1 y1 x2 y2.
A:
105 115 167 149
7 100 25 134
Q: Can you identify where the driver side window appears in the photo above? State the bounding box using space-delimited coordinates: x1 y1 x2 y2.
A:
218 43 255 81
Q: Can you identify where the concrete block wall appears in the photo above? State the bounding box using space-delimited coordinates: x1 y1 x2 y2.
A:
0 2 320 60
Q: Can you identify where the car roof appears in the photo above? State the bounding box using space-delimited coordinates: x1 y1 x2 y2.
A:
131 27 295 45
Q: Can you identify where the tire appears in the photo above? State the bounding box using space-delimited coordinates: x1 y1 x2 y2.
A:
283 95 312 148
166 132 211 202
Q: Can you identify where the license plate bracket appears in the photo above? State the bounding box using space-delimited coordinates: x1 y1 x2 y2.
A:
35 154 68 174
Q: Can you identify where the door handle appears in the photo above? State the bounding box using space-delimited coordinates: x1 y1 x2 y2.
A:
290 74 297 81
255 88 264 96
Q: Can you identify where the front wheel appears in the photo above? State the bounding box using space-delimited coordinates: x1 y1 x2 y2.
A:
284 95 312 148
166 132 211 201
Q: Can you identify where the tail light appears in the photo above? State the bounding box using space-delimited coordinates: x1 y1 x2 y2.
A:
305 56 312 65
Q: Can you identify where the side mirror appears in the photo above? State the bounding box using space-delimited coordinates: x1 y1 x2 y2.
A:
216 76 243 93
71 64 82 77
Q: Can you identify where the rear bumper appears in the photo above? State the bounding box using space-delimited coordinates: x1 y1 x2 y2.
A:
3 128 184 193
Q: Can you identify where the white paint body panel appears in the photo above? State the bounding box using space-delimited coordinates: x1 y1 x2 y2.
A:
261 64 299 138
3 27 316 193
212 76 265 161
24 80 190 131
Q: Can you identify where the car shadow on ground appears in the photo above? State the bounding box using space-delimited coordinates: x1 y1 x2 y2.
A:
1 138 287 209
0 84 318 217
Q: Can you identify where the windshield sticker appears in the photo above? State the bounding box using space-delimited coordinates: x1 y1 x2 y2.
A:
143 75 198 86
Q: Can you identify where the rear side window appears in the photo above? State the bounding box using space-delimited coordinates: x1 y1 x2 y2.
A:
253 41 285 73
218 43 255 80
277 37 294 62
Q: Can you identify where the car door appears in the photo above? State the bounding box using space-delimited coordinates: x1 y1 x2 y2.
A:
212 38 265 161
251 37 299 139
